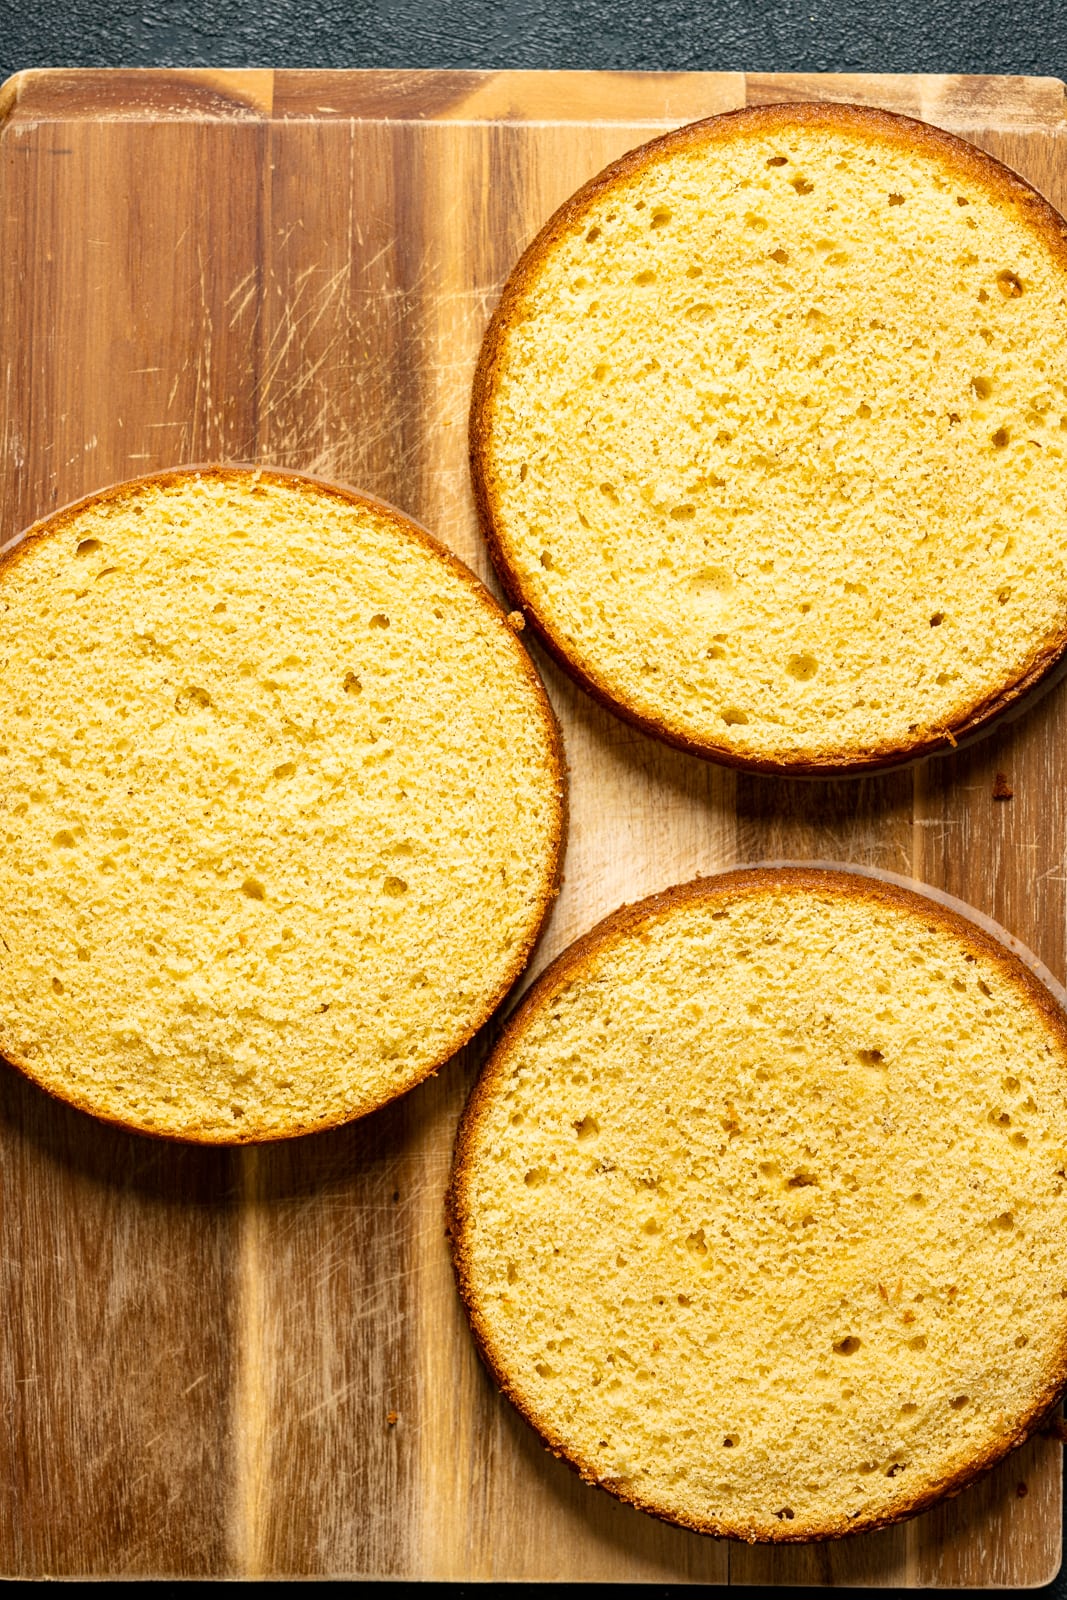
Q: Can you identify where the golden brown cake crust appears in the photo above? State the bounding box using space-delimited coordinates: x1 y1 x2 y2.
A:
470 101 1067 775
0 465 568 1143
449 865 1067 1541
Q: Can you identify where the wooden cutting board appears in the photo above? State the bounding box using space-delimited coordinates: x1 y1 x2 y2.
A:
1 66 1065 1584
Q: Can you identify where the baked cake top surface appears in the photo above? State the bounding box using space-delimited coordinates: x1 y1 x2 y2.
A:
451 866 1067 1540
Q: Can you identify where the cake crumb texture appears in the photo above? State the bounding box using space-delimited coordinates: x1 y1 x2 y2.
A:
451 868 1067 1540
0 468 564 1141
473 103 1067 770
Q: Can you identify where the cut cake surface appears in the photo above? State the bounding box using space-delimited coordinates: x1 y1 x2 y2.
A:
472 102 1067 771
0 467 565 1141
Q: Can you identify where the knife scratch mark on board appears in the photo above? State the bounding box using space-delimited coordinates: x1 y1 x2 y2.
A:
297 1379 372 1423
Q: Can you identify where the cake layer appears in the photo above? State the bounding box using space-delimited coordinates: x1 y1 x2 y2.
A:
472 103 1067 771
0 467 565 1141
451 867 1067 1540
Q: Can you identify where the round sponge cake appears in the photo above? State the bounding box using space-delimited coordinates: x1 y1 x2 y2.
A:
471 102 1067 772
450 867 1067 1541
0 467 565 1142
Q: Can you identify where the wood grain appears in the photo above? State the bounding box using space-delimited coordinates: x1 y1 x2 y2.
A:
0 67 1064 1583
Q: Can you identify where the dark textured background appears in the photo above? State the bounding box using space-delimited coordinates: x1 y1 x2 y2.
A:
1 0 1066 81
2 1 1066 1594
